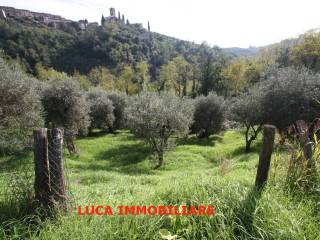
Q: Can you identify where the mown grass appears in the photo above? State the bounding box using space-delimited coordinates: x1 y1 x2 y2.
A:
0 130 319 239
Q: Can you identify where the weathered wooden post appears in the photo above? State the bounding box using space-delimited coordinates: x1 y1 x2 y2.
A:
255 125 276 189
34 128 66 210
48 128 66 210
34 128 50 205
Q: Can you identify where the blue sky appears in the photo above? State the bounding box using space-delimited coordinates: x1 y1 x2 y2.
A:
1 0 320 48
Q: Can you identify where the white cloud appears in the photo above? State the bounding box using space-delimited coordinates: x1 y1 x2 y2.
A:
1 0 320 47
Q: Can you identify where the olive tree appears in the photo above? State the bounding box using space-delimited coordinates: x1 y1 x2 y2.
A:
261 67 320 133
0 58 44 153
87 89 115 132
125 91 194 168
192 92 226 138
230 67 320 152
41 78 90 154
230 86 264 153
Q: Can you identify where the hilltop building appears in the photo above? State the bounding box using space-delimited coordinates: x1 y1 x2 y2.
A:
101 7 129 25
0 6 98 31
0 5 148 32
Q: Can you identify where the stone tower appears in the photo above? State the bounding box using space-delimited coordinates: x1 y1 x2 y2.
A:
110 7 115 17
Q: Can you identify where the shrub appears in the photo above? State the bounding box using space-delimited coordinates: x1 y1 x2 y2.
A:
41 78 90 154
192 92 226 138
0 58 43 153
125 91 194 168
105 91 127 132
87 89 115 132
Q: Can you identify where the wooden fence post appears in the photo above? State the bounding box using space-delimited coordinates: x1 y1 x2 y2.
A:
48 128 66 210
34 128 50 205
255 125 276 189
34 128 66 210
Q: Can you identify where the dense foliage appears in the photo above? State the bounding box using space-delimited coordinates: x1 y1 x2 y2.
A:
87 89 115 132
192 92 226 138
0 19 232 97
41 78 90 153
124 91 194 168
0 58 43 153
260 67 320 132
0 21 74 74
105 91 127 131
231 67 320 151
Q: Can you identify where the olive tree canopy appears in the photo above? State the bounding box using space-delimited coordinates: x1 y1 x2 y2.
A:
87 88 115 132
230 86 264 152
0 58 44 153
125 91 194 168
192 92 226 138
41 78 90 154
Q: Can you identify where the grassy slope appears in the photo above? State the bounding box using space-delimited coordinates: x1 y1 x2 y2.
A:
0 130 319 239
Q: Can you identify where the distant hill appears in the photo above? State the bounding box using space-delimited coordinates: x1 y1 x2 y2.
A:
0 6 231 78
223 46 259 58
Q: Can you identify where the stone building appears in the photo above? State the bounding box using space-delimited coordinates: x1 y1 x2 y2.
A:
78 19 88 30
0 6 97 31
101 7 128 25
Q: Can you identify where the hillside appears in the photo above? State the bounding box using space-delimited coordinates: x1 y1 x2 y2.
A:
0 6 228 78
223 46 259 58
0 6 262 80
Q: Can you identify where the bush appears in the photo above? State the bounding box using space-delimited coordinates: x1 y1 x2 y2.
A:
0 58 43 153
192 92 225 138
87 89 115 132
125 91 194 168
41 78 90 154
105 91 127 132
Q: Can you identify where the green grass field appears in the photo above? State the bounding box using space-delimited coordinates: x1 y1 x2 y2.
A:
1 130 319 239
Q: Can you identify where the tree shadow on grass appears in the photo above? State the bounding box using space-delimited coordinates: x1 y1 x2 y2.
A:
86 130 126 138
75 142 155 175
229 141 262 161
176 134 224 147
233 187 263 237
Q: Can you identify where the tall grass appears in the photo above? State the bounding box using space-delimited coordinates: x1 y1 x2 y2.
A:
0 130 319 239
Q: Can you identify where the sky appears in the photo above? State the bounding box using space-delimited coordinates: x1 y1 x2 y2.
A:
1 0 320 48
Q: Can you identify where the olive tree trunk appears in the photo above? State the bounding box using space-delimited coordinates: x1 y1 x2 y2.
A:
155 151 164 169
245 124 262 153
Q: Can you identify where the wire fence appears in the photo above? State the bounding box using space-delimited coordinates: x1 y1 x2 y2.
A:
0 128 71 212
